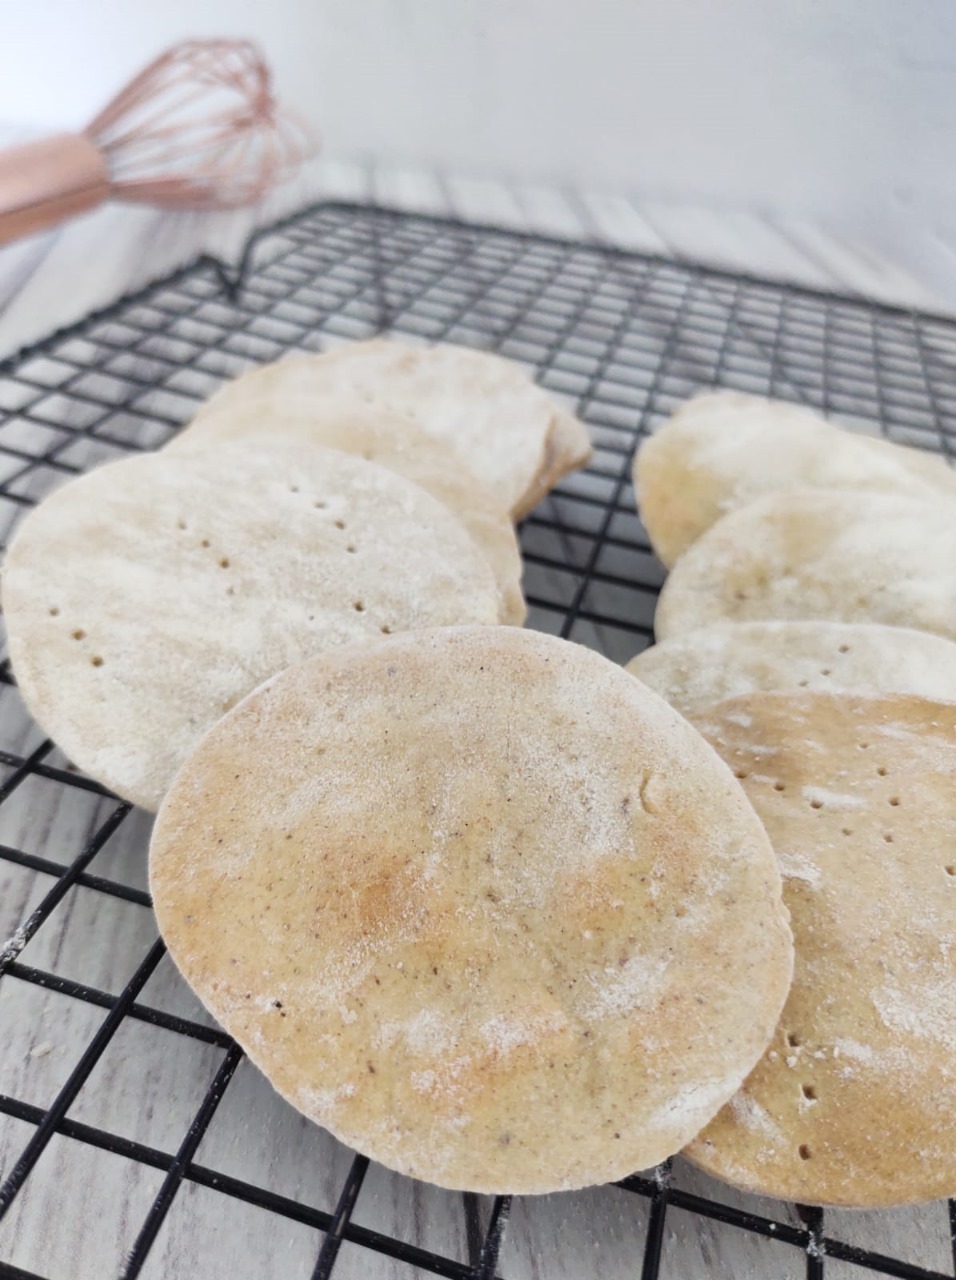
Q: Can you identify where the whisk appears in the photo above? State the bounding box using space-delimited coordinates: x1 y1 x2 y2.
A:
0 39 315 247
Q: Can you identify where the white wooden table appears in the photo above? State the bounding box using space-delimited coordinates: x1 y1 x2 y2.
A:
0 164 953 1280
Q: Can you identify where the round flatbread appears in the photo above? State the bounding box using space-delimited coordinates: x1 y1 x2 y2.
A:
196 340 590 517
149 626 792 1194
654 489 956 643
172 399 526 626
635 391 956 566
627 621 956 715
511 409 594 521
686 692 956 1207
2 443 500 810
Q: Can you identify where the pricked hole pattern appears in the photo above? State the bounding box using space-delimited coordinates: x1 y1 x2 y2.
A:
47 606 59 617
802 1084 818 1102
334 519 346 530
90 656 104 668
773 781 786 792
0 201 954 1280
200 538 210 548
71 628 85 641
219 557 230 569
883 833 895 843
838 644 851 653
353 601 365 613
798 1144 813 1161
786 1032 802 1048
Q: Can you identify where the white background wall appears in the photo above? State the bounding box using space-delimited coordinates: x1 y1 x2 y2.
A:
3 0 953 291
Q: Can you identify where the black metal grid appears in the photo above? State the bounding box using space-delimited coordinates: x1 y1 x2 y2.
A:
0 201 955 1280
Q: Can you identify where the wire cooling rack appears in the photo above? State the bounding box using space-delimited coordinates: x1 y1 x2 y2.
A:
0 202 955 1280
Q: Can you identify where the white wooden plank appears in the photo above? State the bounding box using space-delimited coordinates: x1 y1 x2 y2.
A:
370 164 447 215
637 202 834 289
444 175 527 228
577 191 669 254
305 157 373 206
775 216 946 310
513 183 588 240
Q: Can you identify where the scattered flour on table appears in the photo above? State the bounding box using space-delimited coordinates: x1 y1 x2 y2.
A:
0 925 29 966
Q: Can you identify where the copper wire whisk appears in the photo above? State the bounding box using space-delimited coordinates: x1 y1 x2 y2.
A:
0 39 315 247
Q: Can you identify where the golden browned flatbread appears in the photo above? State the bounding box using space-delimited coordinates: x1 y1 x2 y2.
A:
150 627 792 1194
686 692 956 1207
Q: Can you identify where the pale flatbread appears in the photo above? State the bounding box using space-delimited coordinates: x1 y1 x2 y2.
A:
2 444 500 810
654 489 956 643
511 410 594 520
686 692 956 1207
627 621 956 714
149 626 793 1194
635 391 956 566
196 340 591 518
171 399 525 626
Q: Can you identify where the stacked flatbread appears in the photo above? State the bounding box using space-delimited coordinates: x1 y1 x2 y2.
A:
11 349 954 1204
189 339 592 521
630 390 956 1206
1 338 593 809
3 336 802 1198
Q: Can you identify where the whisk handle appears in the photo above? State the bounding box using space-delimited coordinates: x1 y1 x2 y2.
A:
0 133 110 247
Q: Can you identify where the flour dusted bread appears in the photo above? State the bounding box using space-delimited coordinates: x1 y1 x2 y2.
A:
654 489 956 642
627 622 956 715
172 399 526 625
635 391 956 566
686 693 956 1207
195 339 592 517
1 444 499 810
511 408 594 520
149 627 792 1194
